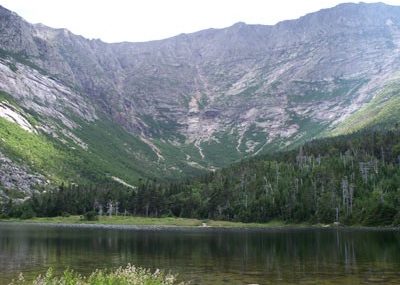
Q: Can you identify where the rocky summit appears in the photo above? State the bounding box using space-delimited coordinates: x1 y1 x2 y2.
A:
1 2 400 196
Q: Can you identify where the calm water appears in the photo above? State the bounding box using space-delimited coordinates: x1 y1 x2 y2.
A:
0 223 399 285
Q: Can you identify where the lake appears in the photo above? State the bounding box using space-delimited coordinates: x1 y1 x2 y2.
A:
0 223 399 284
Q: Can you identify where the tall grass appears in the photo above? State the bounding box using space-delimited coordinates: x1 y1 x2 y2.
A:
9 264 188 285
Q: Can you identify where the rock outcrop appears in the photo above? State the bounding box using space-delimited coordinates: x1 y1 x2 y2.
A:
0 151 47 199
1 3 400 194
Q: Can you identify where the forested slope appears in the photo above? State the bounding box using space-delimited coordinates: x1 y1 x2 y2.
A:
4 127 400 226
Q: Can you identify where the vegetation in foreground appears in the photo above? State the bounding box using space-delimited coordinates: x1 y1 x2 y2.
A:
9 264 187 285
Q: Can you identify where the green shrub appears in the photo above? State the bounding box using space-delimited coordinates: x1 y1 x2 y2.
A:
0 213 9 219
20 210 35 220
81 211 99 221
61 212 70 217
393 212 400 226
14 204 36 220
363 203 397 226
9 264 188 285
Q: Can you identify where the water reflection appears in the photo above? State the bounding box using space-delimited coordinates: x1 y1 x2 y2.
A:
0 224 399 284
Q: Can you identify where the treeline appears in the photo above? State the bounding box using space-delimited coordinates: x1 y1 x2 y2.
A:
2 127 400 226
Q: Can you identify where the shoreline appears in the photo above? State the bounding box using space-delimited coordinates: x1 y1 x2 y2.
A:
0 216 398 231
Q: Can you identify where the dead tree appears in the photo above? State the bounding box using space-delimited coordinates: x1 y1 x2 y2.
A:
115 202 119 216
107 201 113 217
342 177 354 216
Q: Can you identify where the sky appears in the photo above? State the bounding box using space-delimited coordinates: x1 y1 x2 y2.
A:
0 0 399 43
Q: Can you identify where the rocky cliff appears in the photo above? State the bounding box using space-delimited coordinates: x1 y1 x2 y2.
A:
1 2 400 196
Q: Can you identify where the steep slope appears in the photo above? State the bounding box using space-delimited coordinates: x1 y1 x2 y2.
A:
330 79 400 135
0 59 201 198
1 3 400 195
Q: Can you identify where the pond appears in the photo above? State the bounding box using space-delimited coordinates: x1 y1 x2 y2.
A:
0 223 399 284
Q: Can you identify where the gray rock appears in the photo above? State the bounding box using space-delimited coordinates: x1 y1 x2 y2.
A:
0 151 47 198
0 2 399 174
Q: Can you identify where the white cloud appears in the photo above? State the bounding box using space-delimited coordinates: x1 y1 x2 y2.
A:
0 0 399 42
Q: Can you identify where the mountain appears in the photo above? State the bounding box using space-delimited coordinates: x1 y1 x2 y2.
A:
1 2 400 198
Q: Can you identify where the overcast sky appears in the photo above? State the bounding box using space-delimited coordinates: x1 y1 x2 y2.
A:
0 0 399 43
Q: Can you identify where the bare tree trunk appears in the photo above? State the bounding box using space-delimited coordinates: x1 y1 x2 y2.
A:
115 202 119 216
336 207 339 222
108 201 113 217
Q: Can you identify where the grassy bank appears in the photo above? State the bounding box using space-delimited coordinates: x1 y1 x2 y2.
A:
10 264 187 285
0 215 295 228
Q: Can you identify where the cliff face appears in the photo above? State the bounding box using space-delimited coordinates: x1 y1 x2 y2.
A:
1 3 400 195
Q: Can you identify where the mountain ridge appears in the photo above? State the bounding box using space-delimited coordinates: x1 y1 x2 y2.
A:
0 2 400 198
